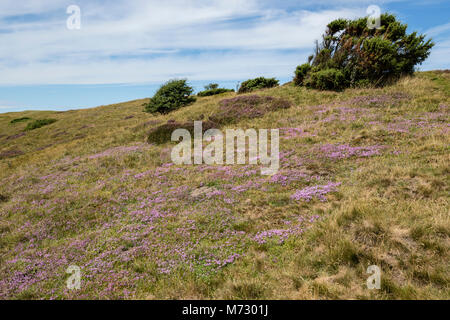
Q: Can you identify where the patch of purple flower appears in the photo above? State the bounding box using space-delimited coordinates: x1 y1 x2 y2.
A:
316 144 384 160
280 127 315 140
291 182 341 202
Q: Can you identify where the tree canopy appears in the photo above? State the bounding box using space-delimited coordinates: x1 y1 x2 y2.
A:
294 13 434 90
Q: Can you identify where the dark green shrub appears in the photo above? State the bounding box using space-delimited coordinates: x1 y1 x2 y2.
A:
294 64 312 86
204 83 219 90
294 13 434 90
24 119 57 131
305 68 347 91
354 79 372 88
10 117 31 124
238 77 279 93
147 120 217 144
145 79 196 114
197 88 234 97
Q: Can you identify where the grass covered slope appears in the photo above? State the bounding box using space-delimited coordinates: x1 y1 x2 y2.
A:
0 71 448 299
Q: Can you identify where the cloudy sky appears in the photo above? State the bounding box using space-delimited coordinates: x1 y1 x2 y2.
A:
0 0 449 112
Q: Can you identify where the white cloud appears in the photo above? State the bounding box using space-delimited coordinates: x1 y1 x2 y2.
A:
1 50 308 84
0 0 436 85
425 22 450 38
0 0 68 17
421 39 450 70
421 22 450 70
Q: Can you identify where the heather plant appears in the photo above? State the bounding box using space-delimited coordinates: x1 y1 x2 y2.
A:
238 77 279 93
294 13 434 90
209 95 291 125
291 182 341 202
147 120 217 144
0 70 448 300
147 95 290 144
24 119 57 131
145 79 196 114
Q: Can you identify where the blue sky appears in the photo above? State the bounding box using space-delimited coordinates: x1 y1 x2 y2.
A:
0 0 449 113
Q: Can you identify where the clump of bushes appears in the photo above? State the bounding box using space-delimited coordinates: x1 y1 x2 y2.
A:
209 95 291 125
294 13 434 90
10 117 31 124
147 95 291 144
198 84 234 97
145 79 196 114
198 88 234 97
305 68 347 91
238 77 279 94
24 119 57 131
147 120 217 144
294 64 312 86
204 83 219 90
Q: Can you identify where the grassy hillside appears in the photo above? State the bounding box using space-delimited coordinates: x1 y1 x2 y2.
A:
0 71 448 299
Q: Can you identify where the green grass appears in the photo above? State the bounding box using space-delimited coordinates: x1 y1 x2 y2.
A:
0 72 448 300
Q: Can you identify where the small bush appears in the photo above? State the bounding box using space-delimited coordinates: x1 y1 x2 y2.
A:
10 117 31 124
238 77 279 94
305 68 347 91
145 79 196 114
147 120 217 145
294 64 311 86
24 119 57 131
204 83 219 90
197 88 234 97
210 95 291 125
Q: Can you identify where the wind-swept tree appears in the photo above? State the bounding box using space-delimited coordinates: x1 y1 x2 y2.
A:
294 13 434 90
145 79 196 114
